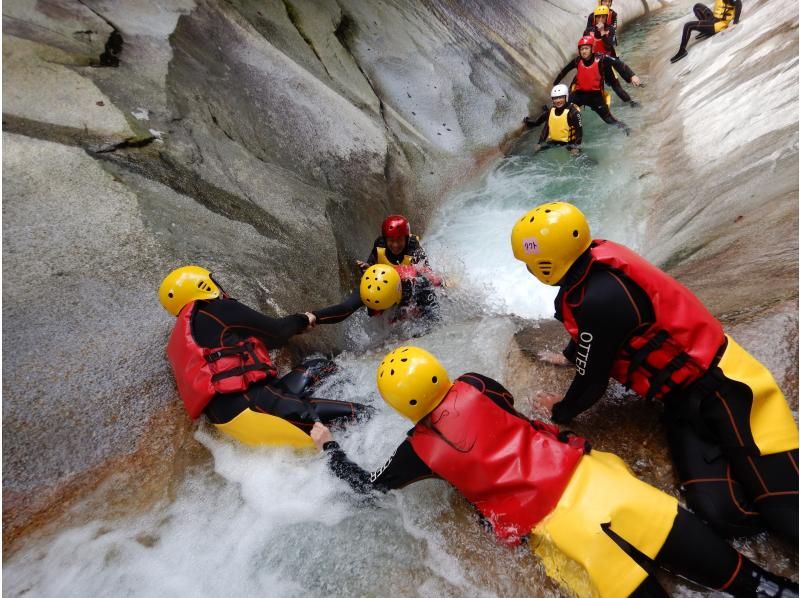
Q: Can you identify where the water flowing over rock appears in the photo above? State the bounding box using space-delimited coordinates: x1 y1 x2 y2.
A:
3 0 797 569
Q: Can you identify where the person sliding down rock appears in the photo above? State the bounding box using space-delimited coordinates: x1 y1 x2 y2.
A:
670 0 742 63
355 214 431 272
309 263 441 328
158 266 372 448
523 84 584 157
553 36 642 135
586 0 619 31
311 346 798 598
511 202 799 544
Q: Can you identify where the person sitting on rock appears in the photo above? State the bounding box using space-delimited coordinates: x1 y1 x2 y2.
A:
522 84 583 157
158 265 372 448
583 6 641 107
510 201 799 544
670 0 741 63
553 37 641 135
311 346 798 598
310 263 441 327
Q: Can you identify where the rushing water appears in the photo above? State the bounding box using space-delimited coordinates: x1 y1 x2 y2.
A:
5 7 793 598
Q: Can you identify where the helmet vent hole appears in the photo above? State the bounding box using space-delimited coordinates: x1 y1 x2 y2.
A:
545 209 551 213
529 216 535 223
390 369 395 376
400 358 407 362
401 348 408 352
390 359 395 363
168 292 174 298
432 376 438 383
409 399 418 406
380 371 384 378
367 285 372 289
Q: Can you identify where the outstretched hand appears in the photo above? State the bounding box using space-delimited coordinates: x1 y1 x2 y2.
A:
631 75 642 87
304 312 317 331
311 422 333 450
533 391 563 413
356 260 370 271
538 350 571 366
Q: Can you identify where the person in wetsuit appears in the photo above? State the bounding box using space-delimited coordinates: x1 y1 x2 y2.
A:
586 0 619 31
311 262 440 327
554 36 641 135
158 266 371 448
511 202 799 544
356 214 430 272
583 6 641 107
310 346 797 598
523 84 583 156
671 0 742 63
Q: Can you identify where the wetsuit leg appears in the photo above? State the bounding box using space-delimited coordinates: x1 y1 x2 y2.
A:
307 397 374 424
629 577 668 598
274 358 338 397
655 507 798 596
663 394 762 537
699 377 799 545
413 278 440 322
606 70 632 103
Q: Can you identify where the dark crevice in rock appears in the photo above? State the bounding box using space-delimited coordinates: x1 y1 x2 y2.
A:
208 111 235 142
76 0 123 66
1 114 152 151
282 0 332 79
90 149 293 245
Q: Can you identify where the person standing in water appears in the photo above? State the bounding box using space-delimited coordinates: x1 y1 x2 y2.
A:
523 84 584 157
510 201 798 544
553 37 641 135
311 346 798 597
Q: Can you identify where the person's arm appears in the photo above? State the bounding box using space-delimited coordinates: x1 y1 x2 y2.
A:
311 424 436 493
567 106 583 148
550 271 648 424
538 119 551 144
553 59 577 85
606 25 618 47
601 55 640 85
311 288 364 325
200 299 310 347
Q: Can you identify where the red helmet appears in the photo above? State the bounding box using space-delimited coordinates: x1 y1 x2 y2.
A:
382 215 410 238
578 36 595 49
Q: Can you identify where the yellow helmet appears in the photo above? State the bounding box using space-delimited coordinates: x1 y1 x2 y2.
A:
360 265 402 311
158 265 220 316
376 346 451 423
594 5 610 16
510 202 592 285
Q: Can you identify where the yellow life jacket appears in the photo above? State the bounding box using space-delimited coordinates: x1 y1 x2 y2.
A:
547 107 573 143
712 0 736 24
375 234 420 266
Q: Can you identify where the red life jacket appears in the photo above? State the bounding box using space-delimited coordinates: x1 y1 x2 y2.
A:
166 301 277 419
575 56 603 91
592 33 610 55
408 379 586 545
560 240 725 400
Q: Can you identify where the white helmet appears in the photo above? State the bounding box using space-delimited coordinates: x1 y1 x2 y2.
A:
551 84 569 99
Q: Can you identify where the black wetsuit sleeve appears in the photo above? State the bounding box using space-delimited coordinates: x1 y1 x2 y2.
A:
568 106 583 146
412 243 431 268
606 26 618 47
538 119 550 144
312 288 364 325
600 55 634 82
551 270 649 424
197 299 308 348
553 59 577 85
323 438 435 493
